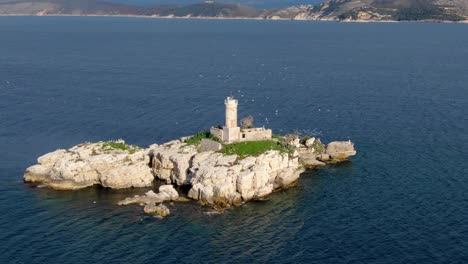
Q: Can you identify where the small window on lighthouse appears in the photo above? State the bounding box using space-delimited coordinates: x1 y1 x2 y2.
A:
242 134 246 139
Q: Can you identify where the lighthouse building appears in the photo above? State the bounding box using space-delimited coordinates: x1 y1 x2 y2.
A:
210 97 272 144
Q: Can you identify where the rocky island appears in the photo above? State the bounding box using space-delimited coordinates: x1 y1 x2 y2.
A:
24 97 356 217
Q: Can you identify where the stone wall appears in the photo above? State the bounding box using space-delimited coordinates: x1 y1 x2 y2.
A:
240 128 272 142
210 127 223 141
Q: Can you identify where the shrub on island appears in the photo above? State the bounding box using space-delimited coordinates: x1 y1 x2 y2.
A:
184 131 220 145
100 140 141 154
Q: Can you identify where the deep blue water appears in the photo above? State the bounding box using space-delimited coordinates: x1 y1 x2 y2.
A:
0 17 467 264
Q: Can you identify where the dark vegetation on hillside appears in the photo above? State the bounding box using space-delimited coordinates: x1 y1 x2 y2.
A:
374 0 465 21
0 0 466 21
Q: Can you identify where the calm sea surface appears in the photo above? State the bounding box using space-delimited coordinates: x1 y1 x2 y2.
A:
0 17 467 264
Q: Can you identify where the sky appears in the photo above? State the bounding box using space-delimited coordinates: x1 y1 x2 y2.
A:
106 0 327 8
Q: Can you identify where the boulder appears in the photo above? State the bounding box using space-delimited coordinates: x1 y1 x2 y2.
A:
117 190 168 206
305 137 316 147
118 185 180 215
117 195 143 206
299 150 326 168
159 185 179 200
319 154 331 162
199 139 222 152
144 204 170 217
326 141 357 160
274 167 303 188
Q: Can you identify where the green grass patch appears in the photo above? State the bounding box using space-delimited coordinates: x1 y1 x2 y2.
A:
272 133 283 140
221 140 292 158
101 141 141 154
184 130 219 145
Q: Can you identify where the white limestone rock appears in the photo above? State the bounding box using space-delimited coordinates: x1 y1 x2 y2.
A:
144 204 170 217
117 185 180 213
150 142 198 185
159 184 179 200
24 141 153 190
26 135 356 211
255 184 274 198
187 150 300 207
236 171 255 200
37 149 67 165
300 153 326 168
326 141 357 160
305 137 316 147
238 156 256 170
117 195 145 206
319 154 331 161
274 167 302 188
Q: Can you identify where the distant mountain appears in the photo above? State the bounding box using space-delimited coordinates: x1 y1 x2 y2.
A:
106 0 326 9
0 0 466 22
292 0 468 21
0 0 144 15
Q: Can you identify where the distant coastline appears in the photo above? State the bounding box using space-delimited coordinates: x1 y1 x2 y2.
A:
1 0 467 24
1 14 467 24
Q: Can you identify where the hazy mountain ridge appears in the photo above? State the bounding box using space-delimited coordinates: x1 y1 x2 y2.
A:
105 0 326 9
0 0 466 22
307 0 468 21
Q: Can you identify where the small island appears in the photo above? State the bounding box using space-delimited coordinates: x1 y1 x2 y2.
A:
24 97 356 217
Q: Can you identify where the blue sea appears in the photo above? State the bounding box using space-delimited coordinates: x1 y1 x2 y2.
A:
0 17 467 263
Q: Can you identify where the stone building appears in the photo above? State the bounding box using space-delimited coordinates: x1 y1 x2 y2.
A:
210 97 272 144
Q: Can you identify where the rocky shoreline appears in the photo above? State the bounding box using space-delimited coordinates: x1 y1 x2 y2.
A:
1 14 467 24
24 135 356 217
1 0 467 23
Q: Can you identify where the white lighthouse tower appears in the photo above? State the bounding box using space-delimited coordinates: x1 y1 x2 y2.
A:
222 97 240 143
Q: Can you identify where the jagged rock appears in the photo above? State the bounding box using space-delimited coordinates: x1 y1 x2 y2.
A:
199 139 222 152
319 154 331 161
255 184 274 198
229 192 243 206
150 142 198 185
159 185 179 200
144 204 170 217
117 192 165 206
27 135 356 212
184 148 299 207
301 156 326 168
274 167 302 188
24 141 153 190
176 197 191 202
118 185 179 206
326 141 357 160
145 190 158 197
298 146 326 167
305 137 316 147
295 140 352 168
162 140 181 146
117 195 143 206
236 171 255 200
238 156 256 170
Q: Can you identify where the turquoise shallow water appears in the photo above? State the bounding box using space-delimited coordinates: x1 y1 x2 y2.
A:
0 17 467 263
